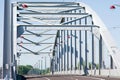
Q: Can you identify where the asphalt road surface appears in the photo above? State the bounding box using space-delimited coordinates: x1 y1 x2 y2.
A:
26 75 120 80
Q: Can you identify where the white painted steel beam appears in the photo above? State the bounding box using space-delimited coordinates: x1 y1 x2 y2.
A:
18 15 90 24
37 36 55 43
18 7 83 12
18 52 52 54
19 13 89 18
37 45 53 52
18 24 98 30
62 15 91 24
22 33 56 35
17 42 54 44
18 6 81 8
18 2 77 5
18 17 60 20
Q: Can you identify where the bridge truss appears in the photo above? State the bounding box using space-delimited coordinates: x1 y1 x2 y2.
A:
2 1 120 79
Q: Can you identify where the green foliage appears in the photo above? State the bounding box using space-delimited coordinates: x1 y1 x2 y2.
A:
26 67 50 75
18 65 33 75
89 62 92 69
18 65 51 75
78 61 99 70
39 68 50 75
96 64 99 69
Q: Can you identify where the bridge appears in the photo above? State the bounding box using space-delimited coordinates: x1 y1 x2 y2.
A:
1 1 120 80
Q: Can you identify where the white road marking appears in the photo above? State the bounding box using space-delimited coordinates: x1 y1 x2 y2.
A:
84 76 105 80
74 76 105 80
44 77 50 80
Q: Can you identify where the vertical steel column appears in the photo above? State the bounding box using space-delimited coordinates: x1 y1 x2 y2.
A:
70 10 73 71
66 17 69 71
56 38 58 72
11 3 14 79
3 0 12 79
84 30 88 74
58 30 61 72
54 50 56 72
99 35 102 75
63 30 66 71
91 29 95 69
61 30 63 71
49 55 52 74
11 2 17 80
54 40 58 72
67 30 69 71
74 10 77 71
74 31 77 70
56 36 59 72
70 30 73 71
79 9 82 70
110 56 113 69
84 17 88 75
79 30 82 70
92 34 95 68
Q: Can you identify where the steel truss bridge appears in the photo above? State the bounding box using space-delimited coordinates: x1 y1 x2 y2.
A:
2 1 120 80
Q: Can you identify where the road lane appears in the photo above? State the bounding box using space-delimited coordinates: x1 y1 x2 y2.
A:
26 75 120 80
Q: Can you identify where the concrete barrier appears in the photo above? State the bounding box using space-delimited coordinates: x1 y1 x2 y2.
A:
54 69 120 77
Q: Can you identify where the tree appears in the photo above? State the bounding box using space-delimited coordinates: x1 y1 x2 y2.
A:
18 65 33 75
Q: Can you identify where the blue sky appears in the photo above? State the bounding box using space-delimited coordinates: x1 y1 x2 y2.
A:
1 0 120 66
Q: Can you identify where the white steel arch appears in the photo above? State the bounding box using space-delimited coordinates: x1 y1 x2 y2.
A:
80 2 120 68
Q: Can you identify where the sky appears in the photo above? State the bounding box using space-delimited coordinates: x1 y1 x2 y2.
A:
1 0 120 67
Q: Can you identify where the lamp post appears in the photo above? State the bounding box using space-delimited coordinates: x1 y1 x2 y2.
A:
48 53 52 74
3 0 12 79
45 57 46 74
38 60 40 75
41 57 43 75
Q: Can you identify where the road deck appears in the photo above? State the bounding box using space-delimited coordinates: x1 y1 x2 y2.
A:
26 75 120 80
